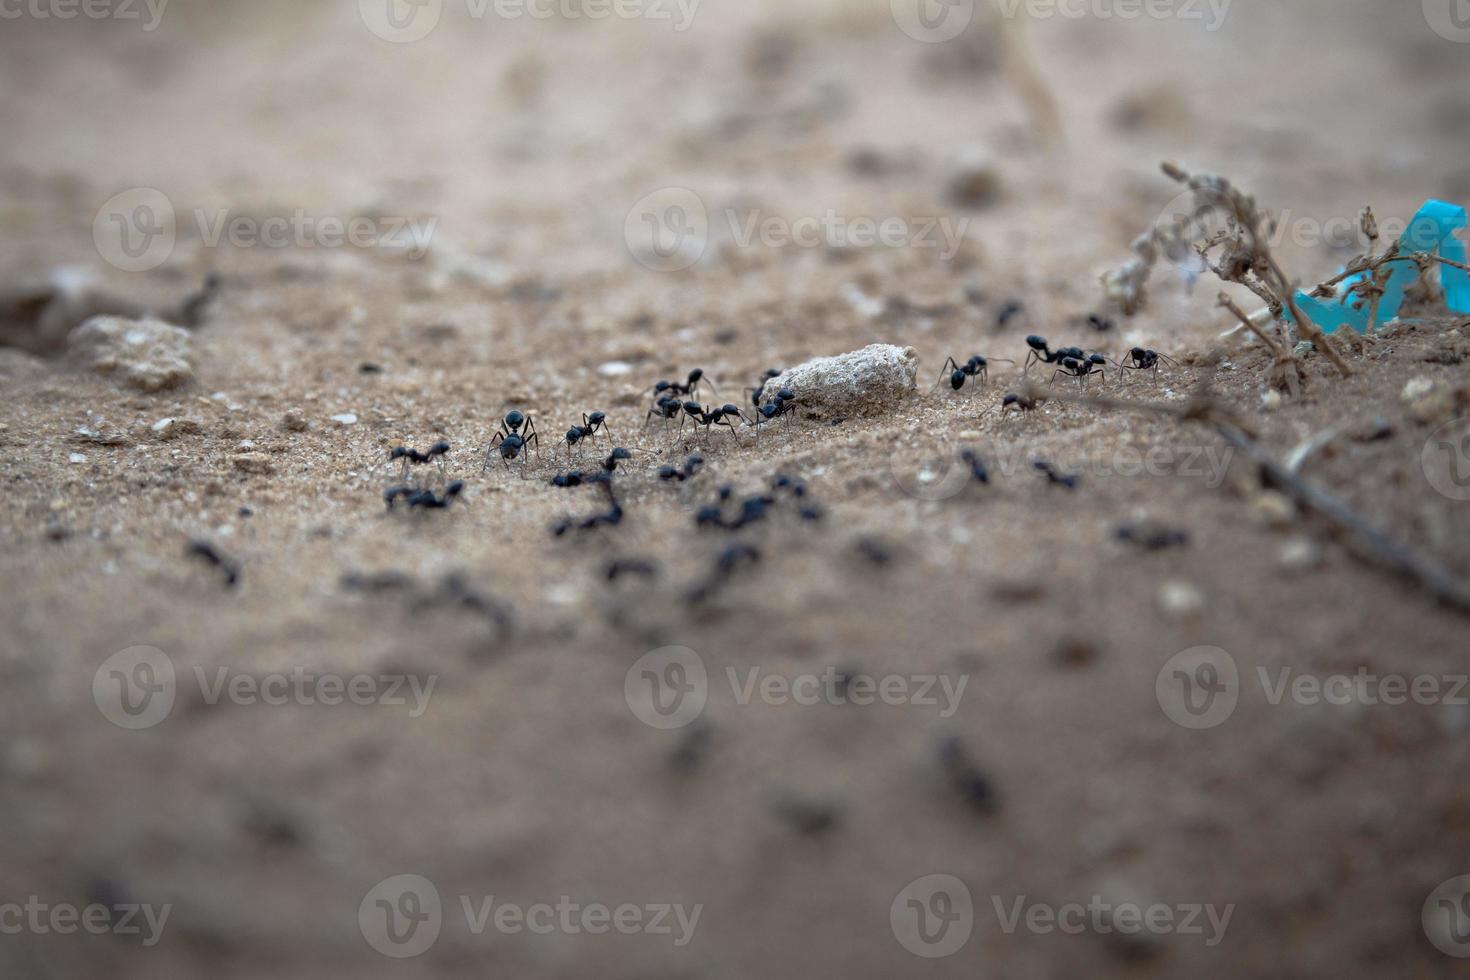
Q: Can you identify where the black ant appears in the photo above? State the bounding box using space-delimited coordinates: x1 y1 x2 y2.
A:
752 388 797 433
745 368 783 408
484 411 538 470
1033 460 1079 489
186 539 239 587
560 412 611 455
648 368 714 402
997 300 1025 330
1022 336 1084 377
960 449 990 484
606 558 659 582
388 440 450 482
645 395 684 431
685 403 750 440
685 543 761 604
1087 314 1115 333
550 478 623 536
983 392 1040 417
1118 347 1181 381
935 354 1015 392
1051 353 1112 387
659 454 705 482
385 481 467 510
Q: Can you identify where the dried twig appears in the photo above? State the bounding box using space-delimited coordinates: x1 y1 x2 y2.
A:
1028 383 1470 614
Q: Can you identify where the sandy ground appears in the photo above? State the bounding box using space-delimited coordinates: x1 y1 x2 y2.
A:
3 1 1470 976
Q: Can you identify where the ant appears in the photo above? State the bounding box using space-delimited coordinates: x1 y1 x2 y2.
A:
1033 460 1079 489
960 449 990 484
648 368 714 402
982 392 1040 418
186 539 239 587
686 403 750 440
745 368 784 408
645 395 684 432
935 354 1015 392
385 481 467 510
388 440 450 482
560 412 611 455
550 478 623 536
1051 353 1112 387
997 300 1025 330
686 543 762 604
484 411 538 470
659 454 705 482
1022 336 1085 377
752 388 797 433
1118 347 1181 381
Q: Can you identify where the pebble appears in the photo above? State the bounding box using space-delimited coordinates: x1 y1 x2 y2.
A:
1157 580 1204 619
597 360 633 377
1279 537 1324 574
66 315 194 391
151 417 201 441
68 452 85 464
1248 490 1296 529
232 452 274 474
331 413 358 426
280 409 309 432
758 344 919 419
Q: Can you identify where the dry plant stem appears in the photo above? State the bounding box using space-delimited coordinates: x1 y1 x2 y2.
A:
994 1 1063 147
1028 384 1470 615
1271 257 1353 376
1218 293 1285 359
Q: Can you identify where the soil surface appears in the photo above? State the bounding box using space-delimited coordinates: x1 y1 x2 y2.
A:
3 1 1470 977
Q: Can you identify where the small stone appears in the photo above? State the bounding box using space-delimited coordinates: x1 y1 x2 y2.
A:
1279 537 1324 574
1248 490 1296 529
232 452 274 474
1052 636 1101 669
280 409 309 432
68 452 85 464
330 412 358 426
67 315 193 391
597 360 633 377
758 344 919 419
945 148 1003 209
151 417 201 441
1260 390 1282 411
1157 580 1204 619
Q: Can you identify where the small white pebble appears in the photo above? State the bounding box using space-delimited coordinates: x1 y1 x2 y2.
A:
1157 580 1204 619
69 452 85 464
1279 537 1323 574
1402 377 1435 401
1260 390 1282 411
151 417 174 432
597 361 632 378
331 413 358 425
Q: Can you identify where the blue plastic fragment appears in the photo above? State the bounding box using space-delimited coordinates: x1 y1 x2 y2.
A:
1289 199 1470 334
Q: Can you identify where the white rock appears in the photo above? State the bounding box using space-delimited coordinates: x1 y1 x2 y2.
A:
67 315 193 391
1157 580 1205 619
331 413 358 426
597 360 633 377
758 343 919 418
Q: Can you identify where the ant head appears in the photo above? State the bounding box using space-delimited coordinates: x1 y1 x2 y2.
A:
389 447 409 460
721 404 741 416
1026 335 1048 351
760 404 779 419
1002 393 1020 407
688 369 704 383
609 447 633 461
687 454 704 465
430 440 451 454
654 380 673 393
763 368 782 380
658 465 678 479
1131 347 1147 357
961 449 977 463
775 387 796 401
951 370 967 390
588 411 606 425
505 411 525 429
1088 354 1107 365
444 481 465 497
